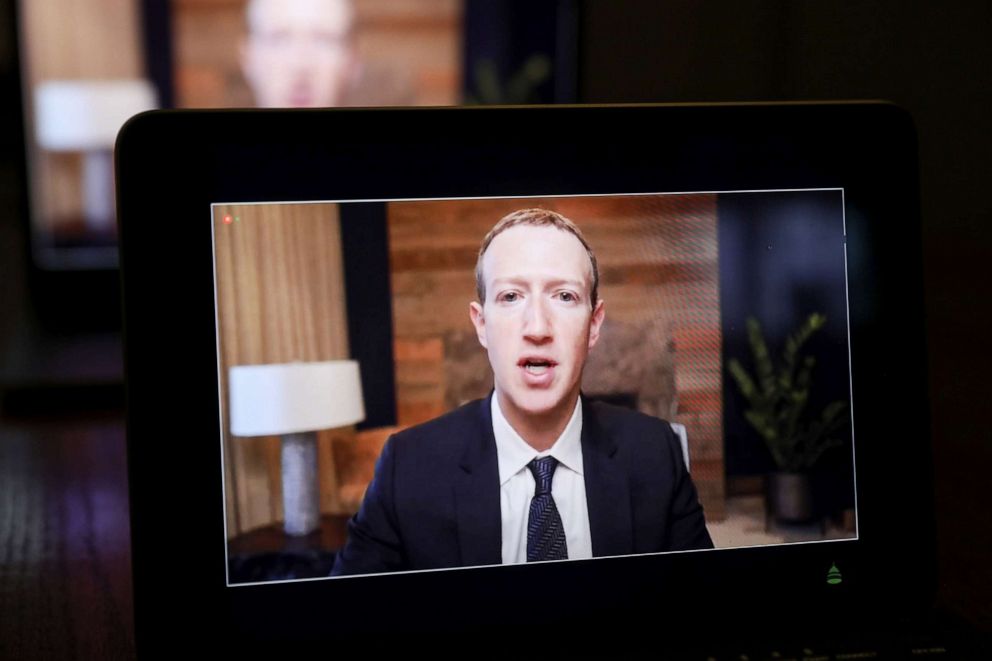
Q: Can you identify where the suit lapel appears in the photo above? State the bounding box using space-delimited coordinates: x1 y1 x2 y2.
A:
454 395 502 567
581 398 634 557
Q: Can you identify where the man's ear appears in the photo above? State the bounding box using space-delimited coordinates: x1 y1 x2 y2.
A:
469 301 488 349
588 299 605 350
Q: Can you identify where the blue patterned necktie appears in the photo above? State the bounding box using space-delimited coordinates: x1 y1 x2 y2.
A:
527 456 568 562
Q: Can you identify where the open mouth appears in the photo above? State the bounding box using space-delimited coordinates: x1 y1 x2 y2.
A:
519 357 557 375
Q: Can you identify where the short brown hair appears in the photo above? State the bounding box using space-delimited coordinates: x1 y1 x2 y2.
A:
475 208 599 309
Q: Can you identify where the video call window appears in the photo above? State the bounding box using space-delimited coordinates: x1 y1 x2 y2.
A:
211 191 857 586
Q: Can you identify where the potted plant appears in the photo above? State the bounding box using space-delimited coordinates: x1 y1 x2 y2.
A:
727 313 848 523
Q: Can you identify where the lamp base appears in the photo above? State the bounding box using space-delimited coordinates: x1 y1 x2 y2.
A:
281 432 320 536
82 149 116 232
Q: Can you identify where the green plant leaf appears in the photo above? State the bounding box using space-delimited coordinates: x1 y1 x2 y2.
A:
726 312 848 471
474 60 502 105
744 409 776 442
802 436 844 470
728 359 757 401
821 400 847 425
746 317 776 398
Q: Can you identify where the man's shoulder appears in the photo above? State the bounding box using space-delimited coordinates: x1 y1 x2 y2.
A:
584 399 685 474
585 398 673 439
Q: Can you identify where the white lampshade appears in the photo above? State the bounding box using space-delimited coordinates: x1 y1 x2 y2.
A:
35 79 157 151
228 361 365 437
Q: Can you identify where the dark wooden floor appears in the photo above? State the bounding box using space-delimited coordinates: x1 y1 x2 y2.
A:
0 416 135 660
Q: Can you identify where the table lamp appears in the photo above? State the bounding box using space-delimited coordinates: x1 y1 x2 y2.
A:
34 79 157 233
229 361 365 536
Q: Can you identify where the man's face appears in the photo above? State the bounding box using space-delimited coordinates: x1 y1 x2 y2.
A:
470 224 605 426
241 0 356 108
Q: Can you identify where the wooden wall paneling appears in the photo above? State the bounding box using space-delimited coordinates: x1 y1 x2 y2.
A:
21 0 143 78
172 0 250 108
213 203 351 536
354 0 462 106
213 212 243 534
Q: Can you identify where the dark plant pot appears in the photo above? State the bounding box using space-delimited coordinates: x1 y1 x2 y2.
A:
767 471 814 523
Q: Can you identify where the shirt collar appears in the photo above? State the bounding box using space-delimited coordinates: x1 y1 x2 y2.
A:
491 393 584 486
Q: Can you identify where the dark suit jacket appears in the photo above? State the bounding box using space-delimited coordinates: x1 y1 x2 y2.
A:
331 394 713 576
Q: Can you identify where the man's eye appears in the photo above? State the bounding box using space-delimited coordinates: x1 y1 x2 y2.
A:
500 292 519 303
557 292 577 303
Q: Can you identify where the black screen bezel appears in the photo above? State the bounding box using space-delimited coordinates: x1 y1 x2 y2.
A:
117 103 931 654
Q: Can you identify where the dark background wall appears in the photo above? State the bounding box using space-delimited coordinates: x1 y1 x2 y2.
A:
581 0 992 627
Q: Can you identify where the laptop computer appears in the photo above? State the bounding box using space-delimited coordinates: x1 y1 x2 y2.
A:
116 103 978 657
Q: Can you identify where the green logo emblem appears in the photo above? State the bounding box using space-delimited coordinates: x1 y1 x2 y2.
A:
827 563 842 585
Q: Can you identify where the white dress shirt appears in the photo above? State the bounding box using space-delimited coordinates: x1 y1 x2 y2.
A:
492 394 593 564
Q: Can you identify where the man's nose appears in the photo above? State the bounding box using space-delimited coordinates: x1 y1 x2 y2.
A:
291 41 312 67
522 298 553 344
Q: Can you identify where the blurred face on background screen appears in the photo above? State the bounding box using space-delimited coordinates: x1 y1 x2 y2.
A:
241 0 357 108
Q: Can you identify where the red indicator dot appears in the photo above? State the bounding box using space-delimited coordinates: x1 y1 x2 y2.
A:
223 214 233 225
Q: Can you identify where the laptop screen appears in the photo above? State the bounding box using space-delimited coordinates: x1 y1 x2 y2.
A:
118 104 930 653
212 189 856 585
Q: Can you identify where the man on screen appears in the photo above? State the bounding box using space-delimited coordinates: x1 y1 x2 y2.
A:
332 208 713 575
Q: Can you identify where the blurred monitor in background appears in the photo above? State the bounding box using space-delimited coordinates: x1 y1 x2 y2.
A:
17 0 154 272
13 0 573 332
